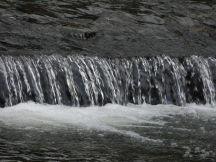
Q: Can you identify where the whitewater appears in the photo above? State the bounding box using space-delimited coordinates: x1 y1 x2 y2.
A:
0 102 215 140
0 103 216 161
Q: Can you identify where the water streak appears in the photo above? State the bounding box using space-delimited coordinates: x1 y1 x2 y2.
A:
0 55 215 107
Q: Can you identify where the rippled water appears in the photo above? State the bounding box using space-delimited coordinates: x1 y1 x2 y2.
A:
0 0 216 57
0 103 216 161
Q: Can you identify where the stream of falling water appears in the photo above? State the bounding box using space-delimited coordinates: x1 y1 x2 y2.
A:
0 55 215 107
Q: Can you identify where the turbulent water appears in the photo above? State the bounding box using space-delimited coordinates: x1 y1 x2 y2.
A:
0 103 215 161
0 56 216 162
0 0 216 161
0 55 216 107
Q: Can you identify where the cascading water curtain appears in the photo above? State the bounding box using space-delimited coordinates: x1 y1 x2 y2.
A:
0 55 215 107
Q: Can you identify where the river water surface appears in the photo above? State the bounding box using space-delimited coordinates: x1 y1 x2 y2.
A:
1 0 216 161
0 103 216 161
0 0 216 57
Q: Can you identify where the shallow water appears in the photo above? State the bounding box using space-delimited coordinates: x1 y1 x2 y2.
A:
0 0 216 57
0 103 216 161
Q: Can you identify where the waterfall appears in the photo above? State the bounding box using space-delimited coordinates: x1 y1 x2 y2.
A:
0 55 215 107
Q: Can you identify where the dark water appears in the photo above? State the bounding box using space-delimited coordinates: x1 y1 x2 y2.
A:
0 0 216 57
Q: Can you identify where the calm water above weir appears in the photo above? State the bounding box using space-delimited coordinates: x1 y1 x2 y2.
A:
0 0 216 57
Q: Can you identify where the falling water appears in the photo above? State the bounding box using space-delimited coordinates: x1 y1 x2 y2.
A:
0 55 215 107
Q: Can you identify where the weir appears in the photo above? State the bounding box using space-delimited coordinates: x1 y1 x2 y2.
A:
0 55 215 107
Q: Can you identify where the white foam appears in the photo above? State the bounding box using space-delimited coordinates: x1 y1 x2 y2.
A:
0 102 215 141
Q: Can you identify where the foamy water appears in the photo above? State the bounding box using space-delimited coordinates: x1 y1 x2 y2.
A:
0 103 216 161
0 102 215 142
